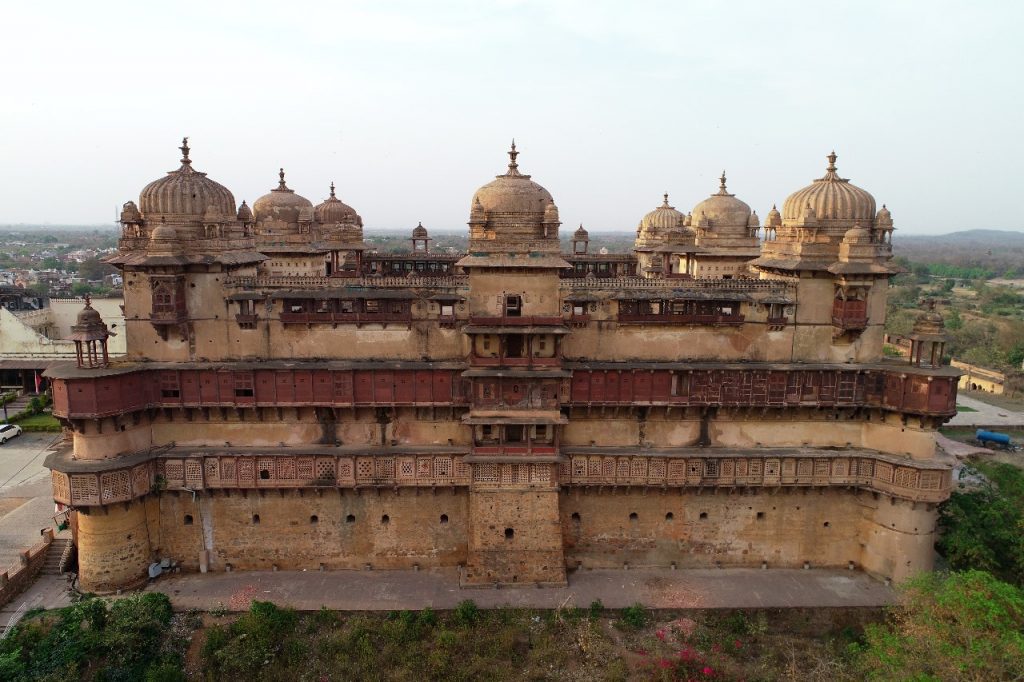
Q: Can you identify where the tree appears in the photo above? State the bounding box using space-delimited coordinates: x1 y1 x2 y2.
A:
856 571 1024 681
77 258 115 281
946 308 963 330
938 461 1024 585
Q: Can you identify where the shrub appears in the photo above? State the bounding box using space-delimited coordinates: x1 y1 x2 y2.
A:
454 599 480 627
617 603 648 630
855 571 1024 681
588 599 604 620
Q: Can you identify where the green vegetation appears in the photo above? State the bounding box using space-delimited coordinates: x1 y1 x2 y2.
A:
11 412 61 431
938 460 1024 586
0 593 183 682
855 571 1024 681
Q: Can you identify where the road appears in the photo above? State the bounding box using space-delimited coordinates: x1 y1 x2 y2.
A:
0 432 64 574
948 394 1024 428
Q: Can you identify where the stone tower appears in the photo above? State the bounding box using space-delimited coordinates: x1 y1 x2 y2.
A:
458 143 569 585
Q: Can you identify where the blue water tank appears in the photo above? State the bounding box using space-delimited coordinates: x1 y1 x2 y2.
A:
976 429 1012 446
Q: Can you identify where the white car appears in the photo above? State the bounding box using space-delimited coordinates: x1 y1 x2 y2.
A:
0 424 22 443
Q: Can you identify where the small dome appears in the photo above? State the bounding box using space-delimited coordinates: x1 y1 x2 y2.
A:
639 194 686 232
843 224 872 243
138 138 236 218
912 300 946 336
315 182 361 225
471 143 554 216
748 211 760 228
150 221 178 242
237 200 253 222
765 204 782 228
690 172 751 230
782 152 876 223
412 222 429 239
76 303 103 328
253 169 313 224
573 224 589 240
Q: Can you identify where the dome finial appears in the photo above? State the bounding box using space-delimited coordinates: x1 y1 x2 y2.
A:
277 168 288 190
662 192 670 207
720 170 727 192
506 139 521 176
329 182 336 199
83 292 92 308
827 151 838 170
179 137 191 166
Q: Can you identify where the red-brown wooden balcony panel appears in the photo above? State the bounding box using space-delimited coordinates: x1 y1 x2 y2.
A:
617 313 745 326
280 312 412 325
568 314 590 328
151 310 188 325
832 315 868 330
766 316 788 326
469 316 564 326
235 314 258 329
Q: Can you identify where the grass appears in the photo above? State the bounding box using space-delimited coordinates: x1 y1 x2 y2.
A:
10 413 61 431
956 404 978 412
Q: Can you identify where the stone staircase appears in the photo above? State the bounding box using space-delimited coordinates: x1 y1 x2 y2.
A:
41 537 72 576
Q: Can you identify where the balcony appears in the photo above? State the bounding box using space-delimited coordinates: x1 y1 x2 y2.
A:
831 315 868 331
235 314 258 330
617 313 745 326
280 312 412 327
469 316 564 326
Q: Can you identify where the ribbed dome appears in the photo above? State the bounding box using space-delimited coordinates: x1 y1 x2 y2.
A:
691 172 751 229
253 169 313 224
76 303 103 327
412 222 429 239
573 224 589 240
639 194 686 231
313 182 361 225
138 138 236 218
782 152 876 223
471 143 554 216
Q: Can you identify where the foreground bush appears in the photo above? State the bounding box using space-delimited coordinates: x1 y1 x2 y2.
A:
855 570 1024 681
0 593 178 682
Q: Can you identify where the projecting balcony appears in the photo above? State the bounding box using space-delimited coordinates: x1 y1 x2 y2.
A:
151 310 188 325
617 313 745 326
469 316 565 326
831 315 868 331
235 314 258 330
280 312 412 327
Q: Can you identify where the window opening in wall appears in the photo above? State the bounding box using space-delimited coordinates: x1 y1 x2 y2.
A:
345 514 355 523
440 514 449 524
505 295 522 317
259 469 270 480
665 512 674 521
504 527 515 540
340 300 355 314
571 512 581 522
573 304 585 316
310 515 319 524
184 514 193 525
440 304 454 317
699 512 708 520
160 372 180 398
756 512 765 520
381 514 390 525
364 299 380 313
823 521 830 527
234 373 254 397
629 512 638 521
505 425 524 443
252 514 260 524
506 335 525 357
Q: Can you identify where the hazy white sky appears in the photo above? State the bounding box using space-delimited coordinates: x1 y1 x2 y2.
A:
2 0 1021 234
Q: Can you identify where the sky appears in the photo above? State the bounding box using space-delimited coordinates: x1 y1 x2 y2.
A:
2 0 1021 234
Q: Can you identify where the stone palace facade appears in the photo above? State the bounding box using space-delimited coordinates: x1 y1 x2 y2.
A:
45 139 957 592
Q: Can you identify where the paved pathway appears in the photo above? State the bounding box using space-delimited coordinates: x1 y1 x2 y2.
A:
146 567 894 612
949 394 1024 427
0 575 72 631
0 432 65 574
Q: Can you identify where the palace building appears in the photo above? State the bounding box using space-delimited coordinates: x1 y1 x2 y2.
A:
45 139 957 593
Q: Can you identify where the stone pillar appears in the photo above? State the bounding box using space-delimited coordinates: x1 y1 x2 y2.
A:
77 500 152 593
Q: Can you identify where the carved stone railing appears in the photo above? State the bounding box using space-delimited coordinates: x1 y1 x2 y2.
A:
561 277 795 292
49 446 950 506
224 275 468 289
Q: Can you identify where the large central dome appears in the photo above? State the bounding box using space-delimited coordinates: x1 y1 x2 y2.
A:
782 152 875 224
471 142 554 216
138 138 236 218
